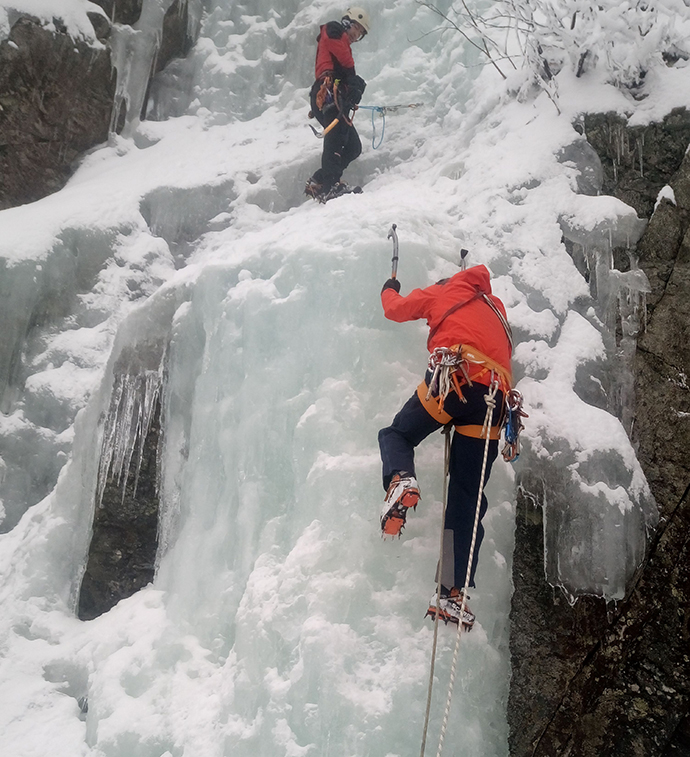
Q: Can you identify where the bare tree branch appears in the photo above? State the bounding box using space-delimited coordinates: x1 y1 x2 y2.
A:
416 0 511 79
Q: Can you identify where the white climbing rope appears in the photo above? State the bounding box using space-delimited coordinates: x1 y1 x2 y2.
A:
419 380 500 757
420 425 453 757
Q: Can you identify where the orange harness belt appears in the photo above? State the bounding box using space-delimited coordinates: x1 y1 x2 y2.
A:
454 423 500 440
416 384 501 438
453 344 512 394
417 381 453 424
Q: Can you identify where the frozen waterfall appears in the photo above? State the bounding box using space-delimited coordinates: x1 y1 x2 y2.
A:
0 0 679 754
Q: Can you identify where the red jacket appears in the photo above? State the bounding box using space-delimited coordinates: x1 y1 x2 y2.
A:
314 22 355 80
381 265 512 373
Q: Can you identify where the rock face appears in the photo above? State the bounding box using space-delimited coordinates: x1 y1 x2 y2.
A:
508 110 690 756
1 2 200 614
158 0 195 76
0 16 115 210
0 1 196 211
91 0 143 26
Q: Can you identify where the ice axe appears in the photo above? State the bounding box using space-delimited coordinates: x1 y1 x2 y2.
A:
309 117 340 139
460 248 469 271
388 224 399 278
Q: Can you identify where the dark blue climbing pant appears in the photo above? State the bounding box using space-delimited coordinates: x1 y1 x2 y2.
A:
310 80 362 189
378 378 502 589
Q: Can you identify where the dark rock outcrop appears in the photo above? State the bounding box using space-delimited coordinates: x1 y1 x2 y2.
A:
91 0 143 27
0 16 115 210
584 109 690 220
510 474 690 756
0 2 197 211
509 110 690 756
158 0 196 75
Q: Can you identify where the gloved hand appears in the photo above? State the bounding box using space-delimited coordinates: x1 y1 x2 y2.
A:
347 75 366 105
382 278 401 293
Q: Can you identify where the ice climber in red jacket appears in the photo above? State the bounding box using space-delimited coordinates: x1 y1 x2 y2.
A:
305 7 369 203
378 264 513 629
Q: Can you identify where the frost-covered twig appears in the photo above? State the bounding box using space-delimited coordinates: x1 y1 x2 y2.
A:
417 0 690 107
416 1 511 79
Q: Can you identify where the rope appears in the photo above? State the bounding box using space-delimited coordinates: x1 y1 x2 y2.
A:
434 380 499 757
420 424 453 757
357 103 424 149
417 380 499 757
357 106 385 149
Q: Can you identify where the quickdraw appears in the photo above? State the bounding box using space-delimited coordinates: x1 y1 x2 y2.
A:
426 347 470 412
501 389 528 462
308 78 352 139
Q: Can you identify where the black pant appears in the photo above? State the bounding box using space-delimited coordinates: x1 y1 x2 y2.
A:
378 379 502 588
310 80 362 188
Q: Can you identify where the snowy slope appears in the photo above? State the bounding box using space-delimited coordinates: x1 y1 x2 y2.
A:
1 0 689 755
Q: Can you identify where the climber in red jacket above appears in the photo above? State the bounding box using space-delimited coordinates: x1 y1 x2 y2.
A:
305 7 369 203
378 263 513 630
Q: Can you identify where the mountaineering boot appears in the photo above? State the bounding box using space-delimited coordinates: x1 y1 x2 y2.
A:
304 178 327 202
323 182 363 201
426 587 475 630
380 473 420 537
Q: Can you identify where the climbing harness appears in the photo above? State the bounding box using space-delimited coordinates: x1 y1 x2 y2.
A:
356 102 424 149
420 382 501 757
308 78 354 139
421 344 525 459
424 345 512 413
501 388 528 462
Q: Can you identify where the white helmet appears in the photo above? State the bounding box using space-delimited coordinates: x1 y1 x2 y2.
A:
344 6 371 34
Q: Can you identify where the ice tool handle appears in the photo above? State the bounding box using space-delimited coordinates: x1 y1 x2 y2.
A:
309 118 340 140
388 224 399 279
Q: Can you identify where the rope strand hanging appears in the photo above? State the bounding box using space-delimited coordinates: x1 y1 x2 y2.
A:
419 380 500 757
420 424 453 757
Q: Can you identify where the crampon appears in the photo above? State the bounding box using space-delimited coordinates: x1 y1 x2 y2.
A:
380 474 420 537
425 589 475 630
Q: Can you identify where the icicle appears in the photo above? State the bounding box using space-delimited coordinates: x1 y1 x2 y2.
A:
109 0 178 137
185 0 203 41
637 133 644 178
607 253 651 431
96 351 166 508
